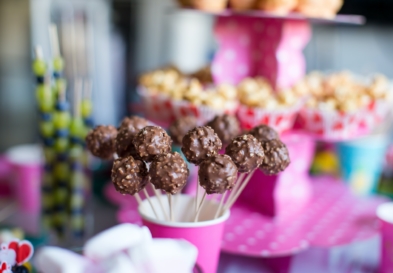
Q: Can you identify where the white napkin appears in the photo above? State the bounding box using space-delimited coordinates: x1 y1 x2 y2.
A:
128 239 198 273
84 223 152 261
34 224 198 273
35 247 91 273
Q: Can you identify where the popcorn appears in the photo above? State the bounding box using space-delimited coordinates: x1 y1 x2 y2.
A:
237 77 299 109
139 66 237 110
302 72 391 113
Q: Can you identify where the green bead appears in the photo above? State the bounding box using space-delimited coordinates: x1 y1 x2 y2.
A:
70 118 85 138
38 99 55 113
70 192 84 208
36 85 51 101
43 148 56 163
40 121 55 137
81 100 93 118
54 138 69 153
54 163 69 180
32 59 47 76
69 145 83 161
53 56 64 72
54 78 67 96
53 111 71 129
42 195 53 208
71 215 84 230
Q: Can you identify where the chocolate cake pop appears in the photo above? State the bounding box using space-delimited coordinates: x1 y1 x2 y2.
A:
149 152 189 194
133 126 172 162
206 114 241 145
225 134 264 173
111 156 148 195
86 125 117 159
260 139 290 175
116 116 148 158
169 116 198 145
198 154 238 194
181 126 222 165
249 124 279 142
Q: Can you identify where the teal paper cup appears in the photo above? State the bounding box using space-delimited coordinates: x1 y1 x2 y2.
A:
336 135 389 196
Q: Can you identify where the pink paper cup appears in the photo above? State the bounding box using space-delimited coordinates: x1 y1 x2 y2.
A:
138 194 230 273
5 144 42 213
377 202 393 273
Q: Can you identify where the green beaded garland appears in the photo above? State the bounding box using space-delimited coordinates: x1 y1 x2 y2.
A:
54 138 69 153
54 163 69 180
53 56 64 72
40 121 55 137
43 148 56 163
70 118 85 138
32 59 47 76
81 100 93 118
53 111 71 129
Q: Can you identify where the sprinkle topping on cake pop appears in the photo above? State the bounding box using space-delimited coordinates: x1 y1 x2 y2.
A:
198 154 238 194
225 134 264 173
86 125 117 159
133 126 172 162
206 114 241 145
260 139 290 175
169 116 198 145
181 126 222 165
111 156 148 195
149 152 189 194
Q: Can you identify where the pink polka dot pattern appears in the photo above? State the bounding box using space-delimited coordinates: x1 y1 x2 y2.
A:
212 16 311 88
113 176 386 258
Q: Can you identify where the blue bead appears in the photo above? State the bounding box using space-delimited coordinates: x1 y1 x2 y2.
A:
56 129 69 138
44 164 53 172
70 162 83 171
53 71 61 78
43 138 54 147
84 117 94 127
56 101 70 111
57 181 68 188
56 153 68 162
42 186 52 193
40 112 53 121
36 76 45 84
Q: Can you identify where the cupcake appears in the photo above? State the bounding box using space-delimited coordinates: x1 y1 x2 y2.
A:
296 0 343 19
256 0 298 15
229 0 257 10
192 0 229 12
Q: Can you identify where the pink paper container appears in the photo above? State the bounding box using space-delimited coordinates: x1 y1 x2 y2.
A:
298 107 372 140
376 202 393 273
139 194 230 273
138 86 238 126
237 103 301 133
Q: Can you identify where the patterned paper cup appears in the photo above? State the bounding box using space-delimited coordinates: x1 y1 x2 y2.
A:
376 202 393 273
298 107 372 140
138 87 238 126
336 134 389 196
237 103 301 133
139 194 230 273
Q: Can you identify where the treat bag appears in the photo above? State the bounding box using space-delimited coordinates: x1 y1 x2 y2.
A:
336 135 389 196
212 16 311 89
139 194 230 273
236 132 315 217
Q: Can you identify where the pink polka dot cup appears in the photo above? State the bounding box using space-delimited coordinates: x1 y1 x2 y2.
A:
139 194 230 273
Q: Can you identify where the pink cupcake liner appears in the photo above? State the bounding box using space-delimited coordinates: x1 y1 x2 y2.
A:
298 108 370 140
138 87 238 126
236 103 301 133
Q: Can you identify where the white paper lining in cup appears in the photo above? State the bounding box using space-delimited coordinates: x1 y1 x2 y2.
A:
377 202 393 224
138 194 230 227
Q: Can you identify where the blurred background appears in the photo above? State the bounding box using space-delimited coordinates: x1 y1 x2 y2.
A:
2 0 393 151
